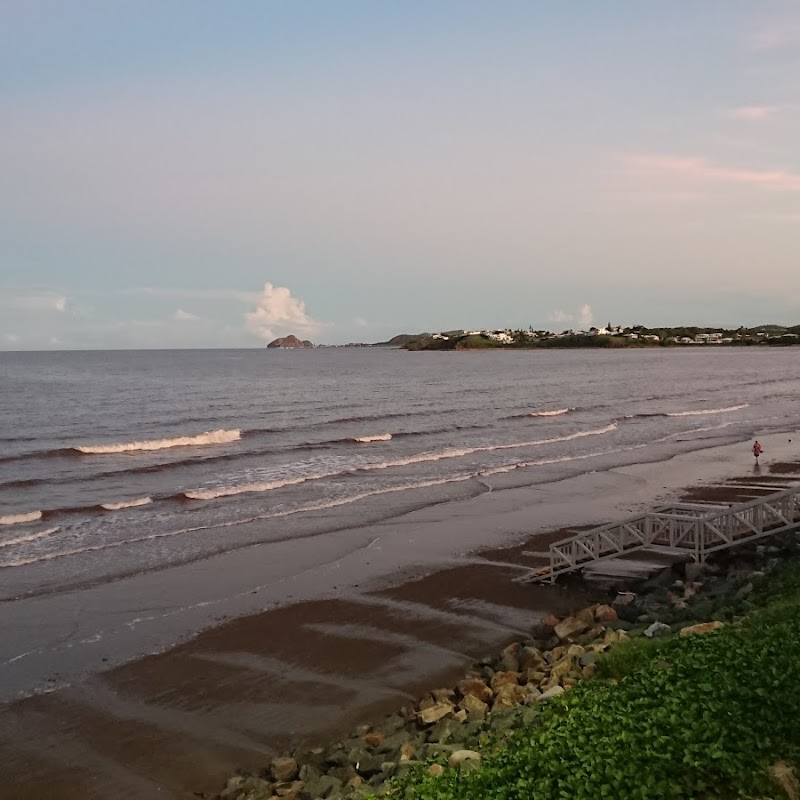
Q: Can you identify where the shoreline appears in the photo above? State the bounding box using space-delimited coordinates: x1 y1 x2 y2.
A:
0 432 797 798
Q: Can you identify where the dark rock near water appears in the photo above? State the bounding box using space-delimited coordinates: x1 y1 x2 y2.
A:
267 335 314 349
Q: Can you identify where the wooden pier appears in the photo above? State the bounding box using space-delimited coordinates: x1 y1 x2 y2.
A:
527 483 800 584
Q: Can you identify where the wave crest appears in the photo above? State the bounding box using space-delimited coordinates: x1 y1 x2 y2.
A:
666 404 748 417
353 433 392 443
75 429 241 454
0 511 43 526
529 408 574 417
0 527 59 549
100 497 153 511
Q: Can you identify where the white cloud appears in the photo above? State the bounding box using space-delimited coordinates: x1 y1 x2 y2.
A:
173 308 199 321
354 316 368 327
579 304 593 329
244 283 323 341
549 310 573 324
8 292 68 312
4 333 19 343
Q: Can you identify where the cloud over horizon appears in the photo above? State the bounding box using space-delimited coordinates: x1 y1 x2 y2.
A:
244 283 324 342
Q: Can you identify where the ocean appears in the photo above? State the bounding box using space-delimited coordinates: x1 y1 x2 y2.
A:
1 346 798 609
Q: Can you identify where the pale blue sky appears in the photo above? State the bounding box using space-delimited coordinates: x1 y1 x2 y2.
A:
2 1 800 349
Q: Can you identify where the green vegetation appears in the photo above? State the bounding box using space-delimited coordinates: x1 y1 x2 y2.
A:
396 559 800 799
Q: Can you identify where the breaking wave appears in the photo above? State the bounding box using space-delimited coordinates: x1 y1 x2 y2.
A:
100 497 153 511
75 429 241 454
0 527 59 550
529 408 574 417
183 423 617 502
0 511 43 526
665 404 748 417
353 433 392 443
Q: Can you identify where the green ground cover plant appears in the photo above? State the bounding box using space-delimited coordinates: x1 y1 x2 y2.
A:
398 559 800 799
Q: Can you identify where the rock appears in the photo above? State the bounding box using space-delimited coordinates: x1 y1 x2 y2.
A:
769 761 800 800
458 694 488 716
398 742 416 762
497 651 521 673
518 646 544 671
578 651 597 668
492 683 527 708
594 604 617 622
540 613 560 627
302 774 342 799
643 621 672 638
426 764 445 778
273 780 304 800
271 757 299 783
447 750 482 771
735 582 753 599
581 664 597 680
523 683 542 701
680 621 725 637
550 657 576 683
613 591 637 606
490 671 521 691
417 702 454 725
298 763 322 785
554 616 590 641
351 751 385 778
575 605 598 624
457 678 493 704
362 730 384 748
267 335 314 349
523 668 547 685
431 687 455 703
537 685 565 701
427 718 458 745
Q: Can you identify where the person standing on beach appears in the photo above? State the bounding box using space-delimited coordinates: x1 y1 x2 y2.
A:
753 441 763 462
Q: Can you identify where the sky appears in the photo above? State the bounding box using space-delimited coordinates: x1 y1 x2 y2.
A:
2 1 800 349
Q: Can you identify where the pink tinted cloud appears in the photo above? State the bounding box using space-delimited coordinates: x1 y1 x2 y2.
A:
625 154 800 192
727 105 779 120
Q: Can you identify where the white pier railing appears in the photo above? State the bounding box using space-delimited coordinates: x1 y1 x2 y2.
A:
528 484 800 584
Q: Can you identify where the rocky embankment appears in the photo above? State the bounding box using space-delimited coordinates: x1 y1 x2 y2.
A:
217 530 799 800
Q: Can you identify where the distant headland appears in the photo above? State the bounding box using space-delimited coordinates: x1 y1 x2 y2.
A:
273 325 800 350
266 335 314 349
397 324 800 350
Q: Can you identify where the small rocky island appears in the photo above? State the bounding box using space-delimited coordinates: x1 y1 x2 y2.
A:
267 335 315 349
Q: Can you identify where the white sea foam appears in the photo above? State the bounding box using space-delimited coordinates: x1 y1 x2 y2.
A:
75 429 241 454
666 404 748 417
184 423 618 501
100 497 153 511
0 511 43 525
0 527 59 549
529 408 574 417
185 476 309 501
353 433 393 443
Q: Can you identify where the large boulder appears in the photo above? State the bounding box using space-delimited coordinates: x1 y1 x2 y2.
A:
456 677 493 704
271 757 299 783
680 620 725 637
417 702 454 725
554 616 590 641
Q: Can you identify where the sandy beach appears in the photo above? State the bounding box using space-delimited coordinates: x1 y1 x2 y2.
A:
0 431 798 799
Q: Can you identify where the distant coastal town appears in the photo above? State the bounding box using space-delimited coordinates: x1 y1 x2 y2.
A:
273 323 800 350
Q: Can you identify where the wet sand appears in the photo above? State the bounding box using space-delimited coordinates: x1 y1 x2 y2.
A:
0 434 798 799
